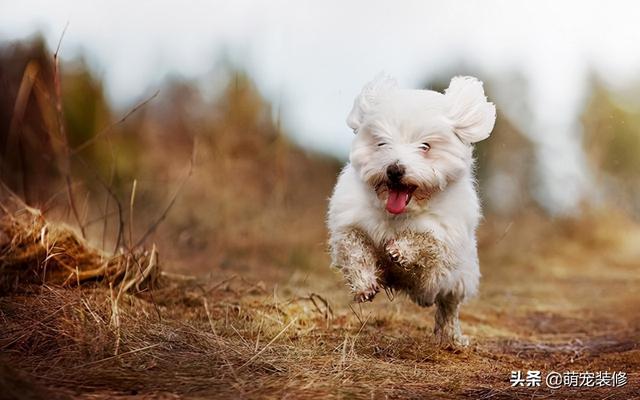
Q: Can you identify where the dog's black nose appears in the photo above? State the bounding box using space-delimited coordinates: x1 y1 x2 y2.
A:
386 163 405 182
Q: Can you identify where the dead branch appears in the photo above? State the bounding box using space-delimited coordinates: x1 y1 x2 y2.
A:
70 90 160 156
134 139 196 248
51 22 85 239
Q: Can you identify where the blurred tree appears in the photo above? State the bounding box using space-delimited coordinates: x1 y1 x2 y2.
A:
0 35 117 207
213 71 278 157
582 78 640 215
61 58 111 148
475 114 536 215
0 35 58 205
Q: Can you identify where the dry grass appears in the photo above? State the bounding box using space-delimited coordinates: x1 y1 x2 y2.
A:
0 205 160 293
0 206 638 399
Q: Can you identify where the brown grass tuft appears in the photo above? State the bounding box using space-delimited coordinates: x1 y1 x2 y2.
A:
0 205 160 294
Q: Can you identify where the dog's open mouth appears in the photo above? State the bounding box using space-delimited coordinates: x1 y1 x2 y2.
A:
385 184 416 215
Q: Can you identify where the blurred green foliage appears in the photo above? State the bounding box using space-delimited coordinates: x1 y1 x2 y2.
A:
61 59 111 148
583 82 640 180
583 80 640 214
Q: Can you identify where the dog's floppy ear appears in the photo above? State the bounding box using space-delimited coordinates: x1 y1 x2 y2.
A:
444 76 496 144
347 73 398 133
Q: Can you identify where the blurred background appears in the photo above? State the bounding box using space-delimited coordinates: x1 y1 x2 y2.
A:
1 1 640 279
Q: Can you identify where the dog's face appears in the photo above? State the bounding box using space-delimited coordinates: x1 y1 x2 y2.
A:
347 75 496 215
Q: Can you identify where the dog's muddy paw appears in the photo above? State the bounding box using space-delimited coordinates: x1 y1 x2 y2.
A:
385 239 409 267
434 331 470 351
353 283 379 303
414 293 436 308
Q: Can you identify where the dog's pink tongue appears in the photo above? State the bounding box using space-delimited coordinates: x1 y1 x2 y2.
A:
386 188 410 214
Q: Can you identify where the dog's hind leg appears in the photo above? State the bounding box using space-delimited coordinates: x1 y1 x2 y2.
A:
434 291 469 348
330 228 380 303
383 231 468 348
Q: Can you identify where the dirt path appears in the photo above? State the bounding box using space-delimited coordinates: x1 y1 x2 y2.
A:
1 213 639 399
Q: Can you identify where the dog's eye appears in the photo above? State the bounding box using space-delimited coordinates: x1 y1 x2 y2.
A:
419 143 431 151
377 142 387 147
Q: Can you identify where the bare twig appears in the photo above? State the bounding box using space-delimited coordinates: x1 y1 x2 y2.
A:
54 22 69 56
0 180 39 215
119 245 157 293
74 156 125 253
348 303 364 326
308 293 333 320
71 90 160 155
134 140 196 248
237 317 297 371
128 179 137 249
101 137 117 251
64 176 86 238
203 298 244 389
287 293 334 321
73 343 161 369
203 275 237 296
51 22 86 238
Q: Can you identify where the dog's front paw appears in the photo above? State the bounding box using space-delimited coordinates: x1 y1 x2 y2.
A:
385 239 410 267
353 282 379 303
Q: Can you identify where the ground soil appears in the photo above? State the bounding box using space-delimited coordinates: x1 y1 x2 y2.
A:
1 212 639 399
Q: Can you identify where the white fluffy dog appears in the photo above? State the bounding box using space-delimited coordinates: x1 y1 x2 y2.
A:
327 74 495 347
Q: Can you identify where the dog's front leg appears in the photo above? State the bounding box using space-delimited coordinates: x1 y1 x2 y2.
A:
434 291 469 348
384 231 451 307
330 228 380 303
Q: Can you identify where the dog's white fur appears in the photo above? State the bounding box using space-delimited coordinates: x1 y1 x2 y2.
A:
328 74 495 347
